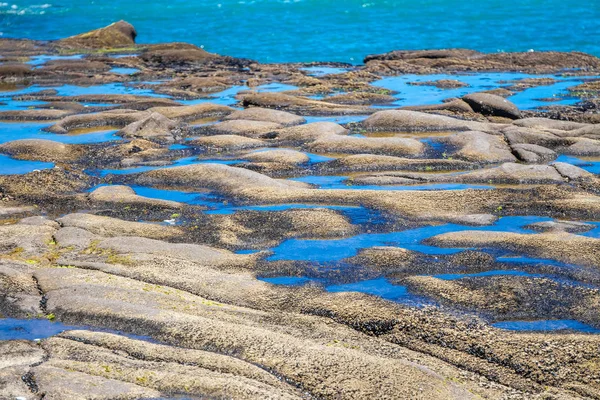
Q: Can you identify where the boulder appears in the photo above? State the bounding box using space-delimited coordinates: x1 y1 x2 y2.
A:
88 185 182 209
244 149 309 165
240 92 370 115
442 131 517 163
118 112 178 142
362 110 490 132
150 103 233 122
275 122 347 143
189 135 266 151
462 93 521 119
0 139 83 162
140 43 217 65
511 143 557 163
224 108 305 126
525 220 595 234
57 20 137 49
206 120 283 138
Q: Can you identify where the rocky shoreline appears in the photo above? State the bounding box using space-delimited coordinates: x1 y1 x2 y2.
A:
1 21 600 399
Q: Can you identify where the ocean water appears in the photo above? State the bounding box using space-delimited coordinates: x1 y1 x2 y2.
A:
1 0 599 63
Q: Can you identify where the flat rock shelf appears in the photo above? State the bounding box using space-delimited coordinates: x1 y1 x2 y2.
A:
1 20 600 400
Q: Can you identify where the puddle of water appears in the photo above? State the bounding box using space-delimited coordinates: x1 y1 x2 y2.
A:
304 115 370 124
555 155 600 174
291 175 493 191
0 318 77 340
109 67 140 75
326 277 408 300
0 122 120 145
493 319 600 333
130 185 226 207
26 54 83 66
372 72 599 110
169 144 190 150
0 154 54 175
266 216 550 262
261 276 312 285
301 66 352 77
0 317 155 341
3 83 168 98
434 270 543 280
97 156 198 177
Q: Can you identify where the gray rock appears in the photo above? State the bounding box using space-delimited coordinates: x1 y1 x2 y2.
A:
462 93 521 119
511 143 557 163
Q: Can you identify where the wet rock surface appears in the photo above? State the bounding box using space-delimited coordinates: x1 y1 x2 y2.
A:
2 21 600 400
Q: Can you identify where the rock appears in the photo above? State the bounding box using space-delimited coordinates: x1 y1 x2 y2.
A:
323 92 397 105
462 93 522 119
324 154 476 172
118 112 178 142
524 220 595 234
308 135 424 157
0 109 74 122
224 107 306 126
150 103 234 122
244 149 309 165
88 185 182 209
19 216 60 229
275 122 347 143
402 99 474 114
33 365 161 400
189 134 266 151
426 230 600 267
442 131 517 163
364 49 600 74
569 124 600 140
455 163 565 184
362 110 490 132
56 20 137 50
135 163 306 196
0 223 57 257
240 92 370 115
0 63 32 78
57 213 182 240
0 205 36 218
552 161 594 181
0 139 83 162
41 60 111 74
407 79 469 89
54 227 99 250
513 118 589 131
511 143 557 163
206 120 283 138
157 76 230 98
560 137 600 156
209 208 356 248
503 126 567 148
140 43 218 65
46 110 148 134
0 260 44 317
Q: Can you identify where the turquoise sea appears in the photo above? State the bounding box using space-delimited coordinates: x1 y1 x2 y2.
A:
1 0 599 63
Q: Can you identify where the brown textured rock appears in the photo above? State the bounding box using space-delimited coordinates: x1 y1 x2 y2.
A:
57 21 137 49
462 93 522 119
